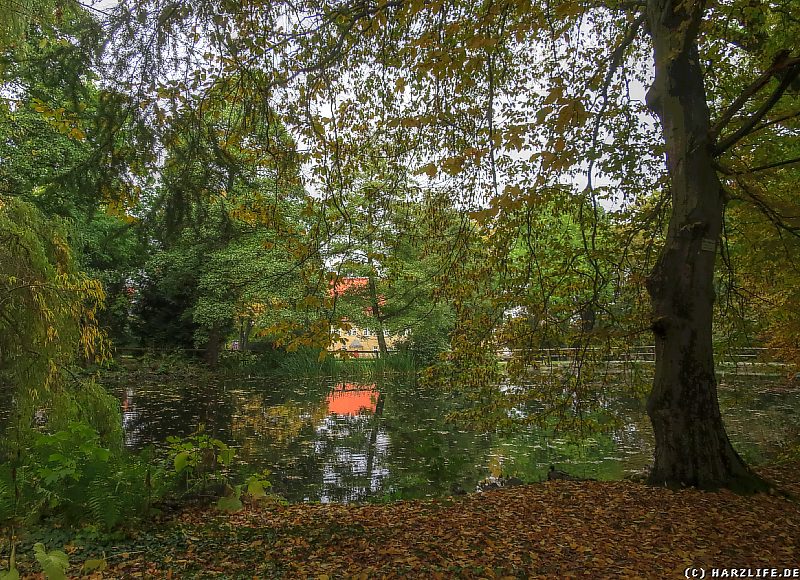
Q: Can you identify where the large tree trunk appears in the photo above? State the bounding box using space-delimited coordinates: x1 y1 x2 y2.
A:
644 0 766 490
367 273 389 357
205 324 222 369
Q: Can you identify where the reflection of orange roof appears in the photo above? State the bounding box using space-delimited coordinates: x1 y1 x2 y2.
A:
327 383 379 415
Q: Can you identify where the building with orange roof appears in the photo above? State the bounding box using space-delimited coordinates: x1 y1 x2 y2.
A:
327 277 406 356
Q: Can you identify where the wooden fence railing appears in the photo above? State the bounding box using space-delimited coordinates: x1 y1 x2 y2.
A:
497 346 788 366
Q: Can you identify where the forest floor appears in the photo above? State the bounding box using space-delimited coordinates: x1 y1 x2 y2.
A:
10 462 800 579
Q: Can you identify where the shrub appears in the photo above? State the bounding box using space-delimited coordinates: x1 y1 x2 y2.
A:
0 421 157 530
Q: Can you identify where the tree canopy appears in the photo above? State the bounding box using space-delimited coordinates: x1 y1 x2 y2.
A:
1 0 798 491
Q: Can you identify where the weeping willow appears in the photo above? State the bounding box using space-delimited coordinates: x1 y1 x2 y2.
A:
0 195 120 447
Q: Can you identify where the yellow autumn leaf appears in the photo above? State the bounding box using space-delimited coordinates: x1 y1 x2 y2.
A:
544 85 563 105
418 163 438 178
441 155 465 175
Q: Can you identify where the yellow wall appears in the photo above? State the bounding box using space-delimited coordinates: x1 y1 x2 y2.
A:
329 326 406 353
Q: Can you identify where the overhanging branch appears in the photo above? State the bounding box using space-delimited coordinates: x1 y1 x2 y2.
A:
729 176 800 239
586 11 645 184
713 55 800 155
747 109 800 136
296 0 405 75
715 155 800 176
710 57 799 139
738 155 800 175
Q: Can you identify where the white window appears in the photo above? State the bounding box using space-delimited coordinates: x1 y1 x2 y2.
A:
373 346 379 351
349 328 358 336
363 328 371 337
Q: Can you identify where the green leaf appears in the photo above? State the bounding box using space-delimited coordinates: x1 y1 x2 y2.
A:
0 569 20 580
82 557 107 573
173 450 191 473
218 447 235 466
33 543 69 580
216 494 243 513
247 478 268 499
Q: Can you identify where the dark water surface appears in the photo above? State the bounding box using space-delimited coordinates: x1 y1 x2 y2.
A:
111 371 800 503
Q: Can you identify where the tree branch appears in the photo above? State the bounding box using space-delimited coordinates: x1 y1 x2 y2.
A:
739 155 800 174
716 155 800 176
710 58 796 139
714 56 800 155
296 0 405 75
730 177 800 239
744 108 800 137
587 12 645 184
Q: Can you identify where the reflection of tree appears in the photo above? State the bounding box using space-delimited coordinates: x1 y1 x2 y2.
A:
312 382 388 503
114 377 236 448
717 377 800 463
379 381 492 499
111 372 800 501
366 392 385 484
229 396 328 460
226 379 392 503
225 383 329 499
483 393 653 481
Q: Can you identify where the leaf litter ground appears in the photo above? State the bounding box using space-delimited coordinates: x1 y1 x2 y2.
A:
10 463 800 578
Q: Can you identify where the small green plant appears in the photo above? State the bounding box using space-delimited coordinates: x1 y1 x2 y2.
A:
166 426 235 495
215 484 243 513
31 422 111 502
0 543 70 580
33 543 69 580
165 429 279 510
213 469 273 513
245 469 272 500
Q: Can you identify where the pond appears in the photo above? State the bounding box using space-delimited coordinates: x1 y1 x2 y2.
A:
111 369 800 503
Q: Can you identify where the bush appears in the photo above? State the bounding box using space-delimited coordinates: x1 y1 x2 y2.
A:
0 420 277 532
0 421 158 530
397 330 451 368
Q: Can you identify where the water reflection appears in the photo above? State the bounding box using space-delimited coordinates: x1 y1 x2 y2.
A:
110 373 800 503
313 383 387 502
326 383 379 416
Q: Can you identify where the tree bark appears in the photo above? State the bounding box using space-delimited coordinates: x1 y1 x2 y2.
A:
368 273 389 357
239 316 253 351
644 0 766 490
205 324 222 368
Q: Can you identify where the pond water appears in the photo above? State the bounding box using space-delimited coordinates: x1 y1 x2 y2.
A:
111 370 800 503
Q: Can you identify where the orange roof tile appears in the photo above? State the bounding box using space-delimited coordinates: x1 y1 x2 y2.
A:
329 277 370 297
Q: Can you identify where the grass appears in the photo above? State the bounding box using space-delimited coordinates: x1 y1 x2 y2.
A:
272 348 418 378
